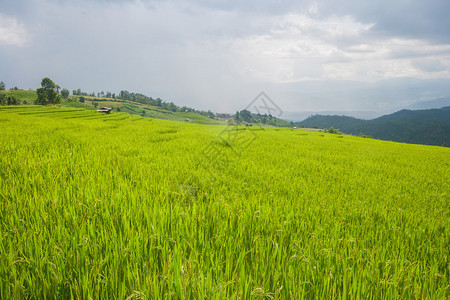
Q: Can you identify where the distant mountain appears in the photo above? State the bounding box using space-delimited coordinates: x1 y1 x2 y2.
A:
276 77 450 115
406 97 450 110
283 111 380 122
297 106 450 146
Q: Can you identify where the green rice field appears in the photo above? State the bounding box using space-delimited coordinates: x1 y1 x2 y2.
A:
0 106 448 298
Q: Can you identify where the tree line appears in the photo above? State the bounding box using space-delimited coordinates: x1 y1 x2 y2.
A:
234 109 291 126
70 87 216 118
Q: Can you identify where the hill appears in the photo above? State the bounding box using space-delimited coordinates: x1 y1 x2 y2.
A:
0 106 448 298
1 89 293 127
406 97 450 110
297 106 450 146
1 89 226 125
283 110 380 122
0 89 37 103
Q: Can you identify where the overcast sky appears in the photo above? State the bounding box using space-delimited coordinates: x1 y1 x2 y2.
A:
1 0 450 116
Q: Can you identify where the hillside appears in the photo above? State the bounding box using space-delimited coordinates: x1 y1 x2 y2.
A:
1 106 448 298
1 89 293 127
0 89 37 103
0 89 225 125
297 106 450 146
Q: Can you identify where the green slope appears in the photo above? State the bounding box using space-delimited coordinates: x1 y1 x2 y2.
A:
1 89 226 126
0 106 448 298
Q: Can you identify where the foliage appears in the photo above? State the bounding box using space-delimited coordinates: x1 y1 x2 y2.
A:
325 126 342 134
0 81 5 90
298 107 450 146
233 110 291 127
0 89 38 103
239 109 253 123
61 88 70 99
0 94 20 105
35 77 61 105
235 110 240 123
0 106 448 298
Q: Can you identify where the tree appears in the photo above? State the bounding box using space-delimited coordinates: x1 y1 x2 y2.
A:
61 89 70 99
235 111 240 123
239 109 253 123
168 102 177 112
79 96 85 103
207 110 215 119
262 114 267 124
0 81 5 90
325 127 342 134
35 77 61 105
0 94 19 105
93 102 98 108
8 95 19 105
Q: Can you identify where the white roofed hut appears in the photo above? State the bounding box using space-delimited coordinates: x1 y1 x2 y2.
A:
97 107 112 114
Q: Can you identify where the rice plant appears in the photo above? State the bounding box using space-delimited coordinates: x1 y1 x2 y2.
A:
0 106 448 298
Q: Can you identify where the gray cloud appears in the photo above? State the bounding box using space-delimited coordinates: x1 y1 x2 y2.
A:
413 59 448 73
153 0 450 43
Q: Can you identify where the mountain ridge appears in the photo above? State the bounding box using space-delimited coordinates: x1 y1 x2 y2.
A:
297 106 450 146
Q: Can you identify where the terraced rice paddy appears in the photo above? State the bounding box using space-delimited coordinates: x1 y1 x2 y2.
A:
0 106 448 298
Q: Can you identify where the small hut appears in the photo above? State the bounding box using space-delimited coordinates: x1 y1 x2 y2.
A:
97 107 112 114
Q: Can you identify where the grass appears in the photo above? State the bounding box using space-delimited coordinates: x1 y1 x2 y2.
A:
60 93 226 125
0 106 448 299
3 90 285 127
175 112 223 125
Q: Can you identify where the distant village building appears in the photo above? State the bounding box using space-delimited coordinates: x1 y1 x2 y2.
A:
97 107 112 114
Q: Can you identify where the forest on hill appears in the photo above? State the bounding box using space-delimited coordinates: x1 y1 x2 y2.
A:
297 106 450 146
